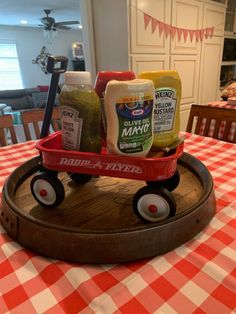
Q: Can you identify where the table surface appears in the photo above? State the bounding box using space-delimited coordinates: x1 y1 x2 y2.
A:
0 133 236 314
207 100 236 109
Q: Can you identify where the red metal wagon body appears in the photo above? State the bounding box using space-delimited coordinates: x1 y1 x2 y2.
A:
36 131 184 182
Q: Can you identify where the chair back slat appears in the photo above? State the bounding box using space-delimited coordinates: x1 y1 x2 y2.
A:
186 104 236 143
21 108 60 141
0 114 17 146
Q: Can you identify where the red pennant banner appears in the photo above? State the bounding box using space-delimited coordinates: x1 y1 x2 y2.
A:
199 29 204 41
183 29 188 42
144 13 151 29
165 24 171 38
170 26 177 40
151 18 158 33
189 29 195 42
158 21 165 36
195 30 200 42
209 27 214 38
177 28 183 41
143 13 215 42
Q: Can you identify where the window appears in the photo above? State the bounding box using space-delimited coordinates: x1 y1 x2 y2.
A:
0 42 23 90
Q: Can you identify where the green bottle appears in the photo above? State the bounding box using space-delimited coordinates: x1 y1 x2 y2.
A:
59 71 101 153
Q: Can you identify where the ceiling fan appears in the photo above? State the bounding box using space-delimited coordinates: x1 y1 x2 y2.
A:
40 9 80 31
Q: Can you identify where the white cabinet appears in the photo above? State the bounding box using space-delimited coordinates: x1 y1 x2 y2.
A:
130 0 171 54
129 0 225 130
90 0 226 130
130 54 169 73
170 55 200 106
203 3 225 36
198 36 224 103
171 0 203 55
129 0 204 130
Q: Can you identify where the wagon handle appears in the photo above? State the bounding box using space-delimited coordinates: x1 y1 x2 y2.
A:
40 56 68 139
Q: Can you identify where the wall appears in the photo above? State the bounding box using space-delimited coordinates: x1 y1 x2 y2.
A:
92 0 129 72
0 26 83 88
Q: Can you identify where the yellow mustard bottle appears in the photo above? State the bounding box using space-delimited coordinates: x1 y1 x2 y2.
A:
138 70 181 148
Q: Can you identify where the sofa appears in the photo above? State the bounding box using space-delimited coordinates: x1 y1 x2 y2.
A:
0 86 57 111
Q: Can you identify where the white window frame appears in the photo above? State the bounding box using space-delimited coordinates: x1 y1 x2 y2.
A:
0 40 23 91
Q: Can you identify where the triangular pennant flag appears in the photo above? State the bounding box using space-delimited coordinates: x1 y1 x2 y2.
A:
199 29 204 41
209 26 214 38
177 28 183 41
204 28 210 39
158 21 165 36
144 13 152 29
183 29 188 42
151 17 158 33
189 29 195 42
170 26 177 40
195 30 200 42
165 24 171 38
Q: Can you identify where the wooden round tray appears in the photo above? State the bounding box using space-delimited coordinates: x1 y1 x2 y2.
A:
1 152 216 263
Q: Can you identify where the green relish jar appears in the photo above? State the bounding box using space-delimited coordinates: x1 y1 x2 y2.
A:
59 71 101 153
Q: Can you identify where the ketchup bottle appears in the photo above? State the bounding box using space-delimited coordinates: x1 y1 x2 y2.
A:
94 71 136 145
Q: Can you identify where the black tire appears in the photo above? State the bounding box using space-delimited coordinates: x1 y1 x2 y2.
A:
133 186 176 222
68 172 92 184
31 172 65 208
146 169 180 191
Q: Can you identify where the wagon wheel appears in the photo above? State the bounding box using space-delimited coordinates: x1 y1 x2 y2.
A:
146 169 180 191
31 171 65 208
133 186 176 222
68 172 92 184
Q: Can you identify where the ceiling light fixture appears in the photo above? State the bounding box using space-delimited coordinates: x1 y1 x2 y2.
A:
44 28 58 44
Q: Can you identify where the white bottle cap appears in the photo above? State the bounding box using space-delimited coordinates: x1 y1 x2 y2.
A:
64 71 91 85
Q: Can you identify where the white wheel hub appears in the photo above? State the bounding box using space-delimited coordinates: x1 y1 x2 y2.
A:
137 193 170 222
33 178 57 205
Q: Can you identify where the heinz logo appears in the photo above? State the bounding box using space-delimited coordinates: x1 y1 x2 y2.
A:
61 110 74 118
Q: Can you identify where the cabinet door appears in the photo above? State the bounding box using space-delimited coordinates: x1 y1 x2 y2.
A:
198 36 223 104
130 55 169 76
171 0 203 55
203 3 226 37
170 55 200 106
130 0 171 54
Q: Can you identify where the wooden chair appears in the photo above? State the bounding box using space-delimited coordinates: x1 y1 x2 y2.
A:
0 114 18 146
186 104 236 143
21 107 61 141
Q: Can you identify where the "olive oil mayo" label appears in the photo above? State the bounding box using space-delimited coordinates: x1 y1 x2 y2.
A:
104 79 155 157
116 94 153 154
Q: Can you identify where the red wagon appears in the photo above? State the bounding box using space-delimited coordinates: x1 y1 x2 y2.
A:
31 131 184 222
30 56 184 222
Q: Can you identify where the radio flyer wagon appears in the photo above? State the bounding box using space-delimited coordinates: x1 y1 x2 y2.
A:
31 56 184 223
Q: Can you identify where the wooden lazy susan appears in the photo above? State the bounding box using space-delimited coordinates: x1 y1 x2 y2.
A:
0 152 216 263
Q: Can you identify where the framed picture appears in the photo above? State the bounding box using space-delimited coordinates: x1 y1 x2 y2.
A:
72 42 84 60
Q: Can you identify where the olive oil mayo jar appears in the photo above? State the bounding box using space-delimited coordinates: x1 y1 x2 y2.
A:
104 79 155 157
139 70 181 148
59 71 101 153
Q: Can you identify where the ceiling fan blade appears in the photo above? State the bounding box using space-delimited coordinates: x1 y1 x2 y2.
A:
56 25 71 30
55 21 80 26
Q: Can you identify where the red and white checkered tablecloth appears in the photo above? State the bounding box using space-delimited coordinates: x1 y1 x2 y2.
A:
0 134 236 314
199 101 236 141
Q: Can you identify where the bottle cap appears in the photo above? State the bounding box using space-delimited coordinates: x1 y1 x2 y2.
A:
64 71 91 85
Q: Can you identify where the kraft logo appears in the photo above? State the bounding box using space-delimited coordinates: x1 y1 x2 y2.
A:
59 158 143 174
